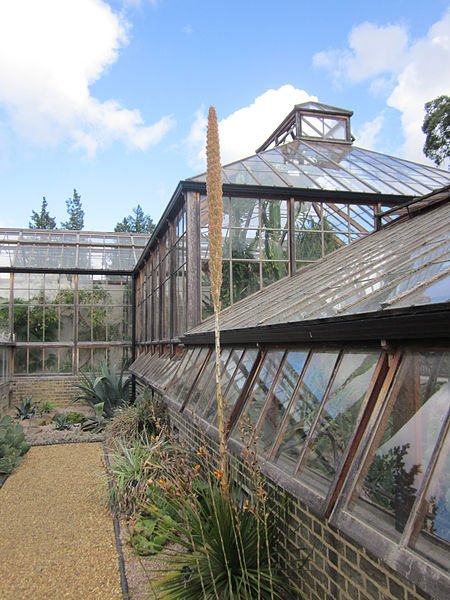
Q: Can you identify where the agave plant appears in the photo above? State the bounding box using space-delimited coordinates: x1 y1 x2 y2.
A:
72 361 130 418
15 396 39 420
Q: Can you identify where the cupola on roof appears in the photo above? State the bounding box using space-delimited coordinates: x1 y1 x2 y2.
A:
257 101 354 152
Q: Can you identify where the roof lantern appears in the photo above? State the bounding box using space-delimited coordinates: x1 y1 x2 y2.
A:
257 101 354 152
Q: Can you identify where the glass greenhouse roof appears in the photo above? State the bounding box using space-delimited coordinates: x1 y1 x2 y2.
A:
0 229 148 272
189 140 450 196
187 192 450 337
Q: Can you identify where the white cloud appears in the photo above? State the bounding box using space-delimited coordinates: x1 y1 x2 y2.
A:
313 10 450 164
313 22 409 85
0 0 174 156
354 115 385 150
186 85 317 170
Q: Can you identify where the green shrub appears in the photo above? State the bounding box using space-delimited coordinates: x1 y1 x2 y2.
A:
105 393 168 443
72 362 130 418
38 400 56 414
0 414 30 474
65 411 85 425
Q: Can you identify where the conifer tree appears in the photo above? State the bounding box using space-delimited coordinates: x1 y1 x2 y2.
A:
422 95 450 167
114 205 155 233
61 189 84 230
29 197 56 229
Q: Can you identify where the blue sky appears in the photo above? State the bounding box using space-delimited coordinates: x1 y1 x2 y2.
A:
0 0 449 231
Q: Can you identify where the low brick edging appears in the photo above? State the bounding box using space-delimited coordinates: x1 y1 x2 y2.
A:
11 376 80 409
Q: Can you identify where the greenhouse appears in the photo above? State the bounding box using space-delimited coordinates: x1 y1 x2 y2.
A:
1 102 449 600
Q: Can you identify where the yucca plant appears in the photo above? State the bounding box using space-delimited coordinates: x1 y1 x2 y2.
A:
72 361 130 418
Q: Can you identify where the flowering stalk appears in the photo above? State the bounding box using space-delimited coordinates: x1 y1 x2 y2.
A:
206 106 227 484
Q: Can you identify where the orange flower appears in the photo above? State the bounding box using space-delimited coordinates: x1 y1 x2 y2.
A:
196 447 203 455
192 465 200 471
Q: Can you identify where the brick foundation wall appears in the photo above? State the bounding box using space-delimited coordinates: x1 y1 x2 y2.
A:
0 381 12 410
11 376 80 409
164 402 433 600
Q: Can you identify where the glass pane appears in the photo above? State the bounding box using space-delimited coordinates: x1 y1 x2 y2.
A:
176 347 208 406
301 352 380 495
29 348 43 373
261 200 288 229
232 262 260 302
352 352 450 542
296 231 322 261
274 352 339 473
231 229 259 260
14 348 27 374
252 351 309 456
194 348 232 417
411 432 449 571
59 348 73 373
44 348 58 373
262 262 288 288
233 350 284 446
230 197 259 229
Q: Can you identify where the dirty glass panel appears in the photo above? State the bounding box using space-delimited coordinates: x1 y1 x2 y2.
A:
232 262 260 303
59 348 73 373
300 352 379 495
14 348 27 374
324 232 346 254
13 304 28 342
273 351 339 474
254 351 309 456
411 431 449 571
194 348 232 417
93 347 107 369
202 349 244 421
231 229 259 260
167 348 195 399
262 262 288 288
260 231 288 261
77 306 91 342
232 350 284 446
43 305 58 341
351 352 450 543
296 231 323 260
29 347 43 373
44 347 58 373
176 347 209 406
0 302 9 334
206 348 259 425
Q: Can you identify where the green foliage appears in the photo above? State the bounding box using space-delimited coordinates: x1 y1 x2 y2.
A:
72 362 130 418
106 435 166 514
130 513 176 556
15 396 39 420
114 205 155 233
52 413 72 430
38 400 56 414
65 411 85 425
29 197 56 230
0 414 30 474
80 402 108 432
422 95 450 166
105 392 168 443
61 188 84 230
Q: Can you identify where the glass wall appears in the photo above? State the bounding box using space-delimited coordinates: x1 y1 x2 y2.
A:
132 344 449 575
135 205 186 344
6 272 132 374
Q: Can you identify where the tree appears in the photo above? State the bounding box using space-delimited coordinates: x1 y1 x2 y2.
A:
422 95 450 167
61 189 84 230
114 205 155 233
29 197 56 229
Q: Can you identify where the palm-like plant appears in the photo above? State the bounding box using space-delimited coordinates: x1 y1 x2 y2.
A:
72 362 130 418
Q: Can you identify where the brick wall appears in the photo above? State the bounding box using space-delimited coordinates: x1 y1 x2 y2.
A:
0 381 12 410
165 403 433 600
11 376 80 409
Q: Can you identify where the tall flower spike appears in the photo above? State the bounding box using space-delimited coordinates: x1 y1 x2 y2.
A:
206 106 227 485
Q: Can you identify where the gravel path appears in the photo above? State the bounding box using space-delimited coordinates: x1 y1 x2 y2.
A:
0 443 123 600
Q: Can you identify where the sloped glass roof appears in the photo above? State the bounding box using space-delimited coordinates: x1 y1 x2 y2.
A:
189 139 450 197
0 229 148 271
186 193 450 337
